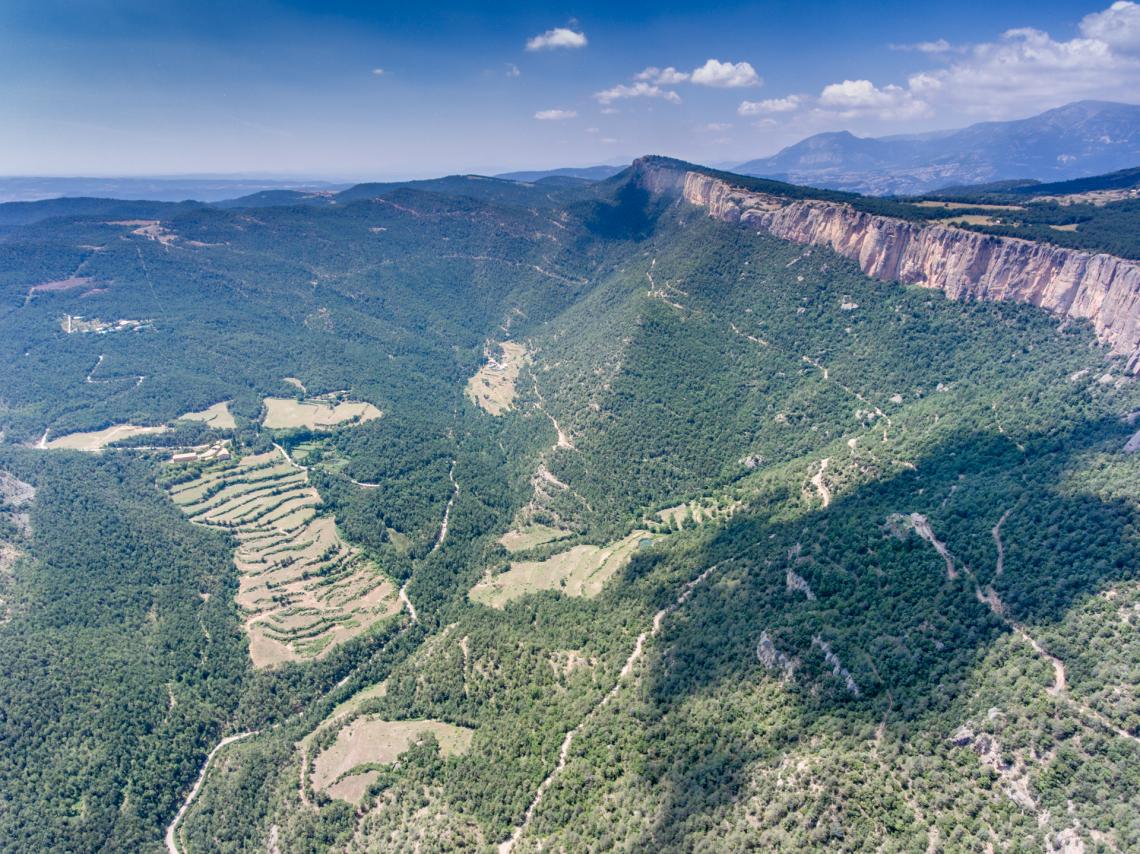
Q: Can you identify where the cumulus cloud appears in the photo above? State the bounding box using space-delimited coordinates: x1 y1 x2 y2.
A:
699 122 734 132
1080 1 1140 50
636 66 691 84
371 68 386 76
690 59 761 88
526 27 587 51
820 3 1140 123
534 109 577 120
738 95 802 115
505 63 521 78
594 82 682 105
818 79 931 119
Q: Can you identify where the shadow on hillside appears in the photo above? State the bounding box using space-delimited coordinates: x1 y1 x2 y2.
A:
616 414 1139 848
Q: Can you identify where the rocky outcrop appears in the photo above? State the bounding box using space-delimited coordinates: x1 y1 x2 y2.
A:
646 163 1140 371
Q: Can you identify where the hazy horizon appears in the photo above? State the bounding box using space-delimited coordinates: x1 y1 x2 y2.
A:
4 1 1140 177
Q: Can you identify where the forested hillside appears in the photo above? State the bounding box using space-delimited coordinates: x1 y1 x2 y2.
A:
1 159 1137 852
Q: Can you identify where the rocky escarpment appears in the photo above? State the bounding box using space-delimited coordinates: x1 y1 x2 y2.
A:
641 162 1140 371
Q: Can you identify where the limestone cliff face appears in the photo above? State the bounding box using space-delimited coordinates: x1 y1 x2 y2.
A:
666 167 1140 371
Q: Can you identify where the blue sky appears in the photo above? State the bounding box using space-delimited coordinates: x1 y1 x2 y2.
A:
2 1 1137 178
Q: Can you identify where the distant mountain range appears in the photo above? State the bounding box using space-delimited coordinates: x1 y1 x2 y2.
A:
736 101 1140 196
0 176 346 204
494 165 625 182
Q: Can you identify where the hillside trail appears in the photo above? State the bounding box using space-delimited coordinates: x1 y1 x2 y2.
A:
430 461 458 553
398 583 419 624
914 511 1138 745
165 730 259 854
274 443 306 471
810 458 831 508
531 376 573 450
498 563 718 853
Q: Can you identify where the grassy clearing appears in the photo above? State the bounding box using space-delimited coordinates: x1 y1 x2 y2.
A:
262 397 381 430
164 450 399 668
43 424 167 451
914 200 1023 211
178 401 236 429
1050 223 1080 232
312 717 474 803
470 529 658 608
498 523 570 553
465 341 528 415
936 214 1006 227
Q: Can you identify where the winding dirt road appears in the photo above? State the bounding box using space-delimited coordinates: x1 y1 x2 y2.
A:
498 563 717 853
165 731 259 854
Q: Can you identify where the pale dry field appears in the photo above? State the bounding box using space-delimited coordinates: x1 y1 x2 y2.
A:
465 341 528 415
498 523 570 553
166 450 399 667
470 529 656 608
937 214 1005 227
44 424 167 451
179 401 237 429
915 200 1023 211
312 717 474 803
262 397 381 430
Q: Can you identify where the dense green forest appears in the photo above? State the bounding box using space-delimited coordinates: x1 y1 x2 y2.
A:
1 159 1138 851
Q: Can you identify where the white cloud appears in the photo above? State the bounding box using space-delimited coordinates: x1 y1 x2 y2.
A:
890 38 952 54
526 27 587 51
594 82 682 105
600 107 619 115
699 122 734 132
690 59 761 88
534 109 577 120
586 126 600 133
738 95 802 115
505 63 521 78
636 66 690 84
1080 1 1140 51
824 3 1140 124
818 79 931 119
371 68 386 76
601 137 618 144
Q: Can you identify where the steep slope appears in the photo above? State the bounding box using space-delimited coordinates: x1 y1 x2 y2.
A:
737 101 1140 195
634 158 1140 371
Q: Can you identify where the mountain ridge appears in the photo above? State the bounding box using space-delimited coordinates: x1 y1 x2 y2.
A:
631 156 1140 370
736 100 1140 195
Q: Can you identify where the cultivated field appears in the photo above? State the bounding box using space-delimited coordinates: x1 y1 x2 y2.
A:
937 214 1006 227
43 423 167 451
653 497 737 529
498 523 570 553
165 450 400 667
914 200 1023 211
311 717 474 803
465 341 528 415
470 529 657 608
262 396 381 430
179 401 237 429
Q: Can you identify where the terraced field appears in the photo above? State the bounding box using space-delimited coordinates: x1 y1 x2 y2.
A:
165 450 400 667
178 401 237 429
262 396 381 430
466 341 528 415
311 717 474 803
470 529 658 608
